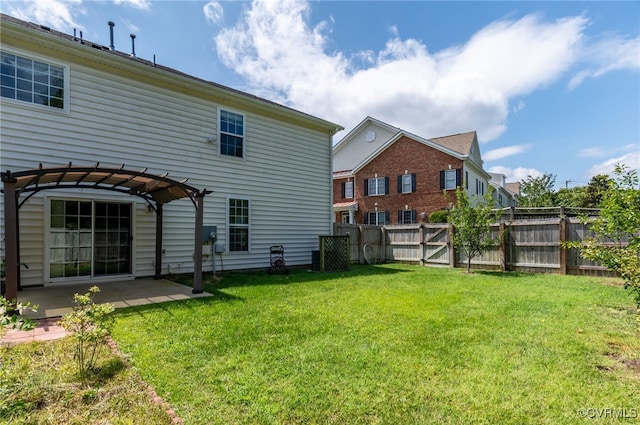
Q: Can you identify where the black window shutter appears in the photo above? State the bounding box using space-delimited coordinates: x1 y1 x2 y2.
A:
385 211 390 224
384 177 389 194
411 173 417 192
439 170 445 190
456 169 462 187
397 210 402 224
341 182 346 199
364 179 369 196
397 176 402 193
411 209 417 223
364 212 369 225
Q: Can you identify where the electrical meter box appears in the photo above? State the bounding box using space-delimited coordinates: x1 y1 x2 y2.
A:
202 225 217 243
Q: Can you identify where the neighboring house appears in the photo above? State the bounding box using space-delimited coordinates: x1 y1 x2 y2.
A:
332 117 491 225
0 13 342 293
488 172 519 207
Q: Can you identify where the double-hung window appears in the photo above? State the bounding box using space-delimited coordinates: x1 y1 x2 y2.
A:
1 50 65 109
342 181 354 199
398 173 416 193
440 169 461 190
398 209 417 224
228 197 249 252
365 177 388 196
366 211 389 225
219 109 244 158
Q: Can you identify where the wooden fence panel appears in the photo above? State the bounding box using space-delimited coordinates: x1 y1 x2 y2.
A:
334 219 618 277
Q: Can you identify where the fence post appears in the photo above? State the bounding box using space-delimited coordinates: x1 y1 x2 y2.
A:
358 225 365 264
380 226 387 262
418 224 426 265
448 223 456 269
499 222 506 272
559 218 567 274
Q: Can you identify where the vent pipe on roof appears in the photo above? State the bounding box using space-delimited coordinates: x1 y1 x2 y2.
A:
108 21 115 50
130 34 136 58
73 28 77 41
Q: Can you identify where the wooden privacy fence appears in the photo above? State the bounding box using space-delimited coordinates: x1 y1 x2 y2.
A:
333 218 620 276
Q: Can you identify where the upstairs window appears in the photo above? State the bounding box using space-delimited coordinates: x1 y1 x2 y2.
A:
219 109 244 158
0 51 65 109
440 169 461 190
364 177 389 196
398 173 416 194
341 181 354 199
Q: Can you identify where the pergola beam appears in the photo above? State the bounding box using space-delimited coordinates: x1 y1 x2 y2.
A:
2 176 18 301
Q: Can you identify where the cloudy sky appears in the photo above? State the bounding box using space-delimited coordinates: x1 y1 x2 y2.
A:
2 0 638 187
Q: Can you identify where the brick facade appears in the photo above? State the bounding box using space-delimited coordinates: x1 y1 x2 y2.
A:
334 136 462 224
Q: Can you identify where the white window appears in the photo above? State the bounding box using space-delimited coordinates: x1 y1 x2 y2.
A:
1 50 66 109
219 109 244 158
398 209 417 224
401 174 412 193
367 177 386 196
367 211 388 225
344 181 354 198
445 169 457 190
341 212 350 224
228 197 249 252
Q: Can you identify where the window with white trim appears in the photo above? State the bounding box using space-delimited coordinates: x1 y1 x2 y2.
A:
367 177 387 196
398 209 417 224
366 211 388 225
228 197 249 251
219 109 244 158
1 51 65 109
343 181 353 198
444 169 457 190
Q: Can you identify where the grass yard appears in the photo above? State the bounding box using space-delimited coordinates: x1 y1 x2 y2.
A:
111 264 639 424
2 264 638 424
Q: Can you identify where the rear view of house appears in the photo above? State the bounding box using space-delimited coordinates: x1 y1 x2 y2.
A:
1 13 342 297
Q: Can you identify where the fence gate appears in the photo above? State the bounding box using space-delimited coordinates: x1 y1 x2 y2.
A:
422 224 451 265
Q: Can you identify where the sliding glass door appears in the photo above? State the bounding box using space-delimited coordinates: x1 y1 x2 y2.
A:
49 199 132 280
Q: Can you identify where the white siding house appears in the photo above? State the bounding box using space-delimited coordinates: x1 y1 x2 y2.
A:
0 14 342 289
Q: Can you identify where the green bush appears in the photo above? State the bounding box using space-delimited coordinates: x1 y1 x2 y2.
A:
429 210 449 223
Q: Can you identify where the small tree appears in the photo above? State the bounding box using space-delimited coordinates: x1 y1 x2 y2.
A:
59 286 114 382
448 186 503 273
519 173 556 207
1 296 38 336
571 164 640 307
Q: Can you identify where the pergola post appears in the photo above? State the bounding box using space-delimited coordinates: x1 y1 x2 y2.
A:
192 193 204 294
3 176 18 301
154 203 163 279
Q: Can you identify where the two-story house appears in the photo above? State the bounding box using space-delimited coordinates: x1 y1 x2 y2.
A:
0 13 342 298
332 117 491 225
488 172 519 208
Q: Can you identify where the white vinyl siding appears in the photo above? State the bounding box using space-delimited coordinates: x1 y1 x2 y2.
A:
0 44 335 286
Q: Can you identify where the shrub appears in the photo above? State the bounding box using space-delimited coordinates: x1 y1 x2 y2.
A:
429 210 449 223
58 286 114 382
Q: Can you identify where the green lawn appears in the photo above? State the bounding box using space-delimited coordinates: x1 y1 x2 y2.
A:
106 264 639 424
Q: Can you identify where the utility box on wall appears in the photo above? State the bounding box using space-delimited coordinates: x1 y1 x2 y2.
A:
202 225 217 243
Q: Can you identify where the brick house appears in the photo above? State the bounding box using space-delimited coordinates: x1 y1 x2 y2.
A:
333 117 491 225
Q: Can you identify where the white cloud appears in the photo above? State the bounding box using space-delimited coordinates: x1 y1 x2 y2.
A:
113 0 151 11
4 0 85 32
484 144 532 161
578 147 606 158
488 166 544 182
569 35 640 89
213 1 620 142
585 150 640 178
204 1 223 26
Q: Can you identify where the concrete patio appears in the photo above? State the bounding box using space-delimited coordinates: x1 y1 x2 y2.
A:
13 278 212 320
2 279 212 346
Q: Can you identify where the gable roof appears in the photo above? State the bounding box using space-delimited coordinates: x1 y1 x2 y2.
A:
0 13 343 135
430 131 477 156
333 117 485 176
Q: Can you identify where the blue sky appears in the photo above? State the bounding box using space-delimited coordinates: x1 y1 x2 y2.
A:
2 0 639 187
